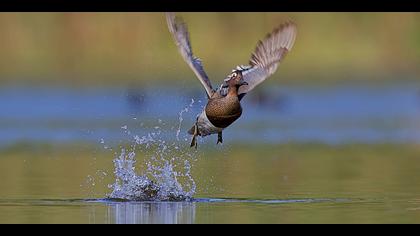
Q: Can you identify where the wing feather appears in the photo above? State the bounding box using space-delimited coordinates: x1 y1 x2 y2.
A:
237 21 297 97
166 13 214 98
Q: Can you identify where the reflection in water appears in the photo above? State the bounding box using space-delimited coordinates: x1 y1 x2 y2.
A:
126 87 147 115
106 202 196 224
246 89 289 112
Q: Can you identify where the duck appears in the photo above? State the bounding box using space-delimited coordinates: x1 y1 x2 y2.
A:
166 13 297 148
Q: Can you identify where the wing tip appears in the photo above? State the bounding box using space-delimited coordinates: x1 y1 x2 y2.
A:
275 20 297 51
165 12 175 30
166 12 188 34
248 19 297 67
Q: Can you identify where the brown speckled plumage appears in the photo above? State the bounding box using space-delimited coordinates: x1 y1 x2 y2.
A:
206 89 243 129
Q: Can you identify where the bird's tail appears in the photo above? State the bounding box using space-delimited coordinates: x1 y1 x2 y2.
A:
188 125 195 135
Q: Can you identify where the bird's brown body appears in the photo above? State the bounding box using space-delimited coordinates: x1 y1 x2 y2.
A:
188 73 246 148
206 88 242 129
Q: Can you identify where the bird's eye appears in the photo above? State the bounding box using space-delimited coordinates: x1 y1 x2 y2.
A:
231 72 237 77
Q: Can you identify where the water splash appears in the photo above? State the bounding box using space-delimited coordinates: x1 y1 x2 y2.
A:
106 101 197 202
176 99 195 141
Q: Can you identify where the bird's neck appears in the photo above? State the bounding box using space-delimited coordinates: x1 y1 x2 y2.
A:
227 85 239 97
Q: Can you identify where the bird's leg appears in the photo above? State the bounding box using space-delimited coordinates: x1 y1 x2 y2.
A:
190 135 197 149
217 132 223 144
190 124 199 149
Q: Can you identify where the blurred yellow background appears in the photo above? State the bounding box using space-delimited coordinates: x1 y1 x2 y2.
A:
0 12 419 86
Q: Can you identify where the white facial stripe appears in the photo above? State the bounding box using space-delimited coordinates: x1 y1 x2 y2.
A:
224 65 251 82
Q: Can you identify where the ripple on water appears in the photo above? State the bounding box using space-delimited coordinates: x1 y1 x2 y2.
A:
0 197 355 206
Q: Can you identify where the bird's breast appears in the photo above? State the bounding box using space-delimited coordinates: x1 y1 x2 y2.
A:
205 96 242 129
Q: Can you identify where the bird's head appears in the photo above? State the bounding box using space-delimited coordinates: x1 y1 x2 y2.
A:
225 70 248 88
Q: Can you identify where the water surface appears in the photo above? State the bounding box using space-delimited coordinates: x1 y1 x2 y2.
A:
1 83 420 146
1 83 420 223
1 143 420 223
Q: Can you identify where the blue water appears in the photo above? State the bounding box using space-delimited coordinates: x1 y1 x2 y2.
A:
1 83 420 147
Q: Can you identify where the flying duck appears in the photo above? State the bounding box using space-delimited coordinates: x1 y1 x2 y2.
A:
166 13 297 148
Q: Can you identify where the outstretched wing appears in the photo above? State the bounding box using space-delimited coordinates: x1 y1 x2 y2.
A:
236 21 297 99
166 12 215 98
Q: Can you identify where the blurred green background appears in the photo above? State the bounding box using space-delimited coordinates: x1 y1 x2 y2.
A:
0 12 419 86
